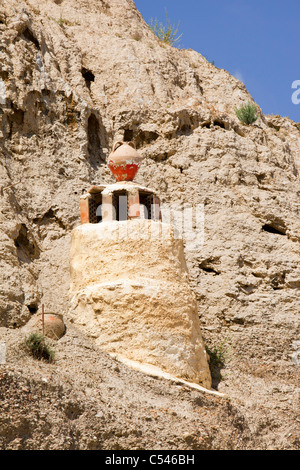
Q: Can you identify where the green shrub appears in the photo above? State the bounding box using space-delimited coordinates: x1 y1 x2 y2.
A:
24 332 55 363
235 102 259 125
57 12 64 27
149 9 182 47
206 341 227 369
206 337 231 384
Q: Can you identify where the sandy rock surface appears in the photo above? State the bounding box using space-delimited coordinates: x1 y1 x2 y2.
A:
0 0 299 449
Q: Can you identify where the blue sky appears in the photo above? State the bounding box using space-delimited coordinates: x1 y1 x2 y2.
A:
134 0 300 123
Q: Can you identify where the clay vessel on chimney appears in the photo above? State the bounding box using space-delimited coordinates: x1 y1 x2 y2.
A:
107 141 143 182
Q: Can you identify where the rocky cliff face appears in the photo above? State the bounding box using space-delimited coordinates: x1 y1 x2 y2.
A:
0 0 299 449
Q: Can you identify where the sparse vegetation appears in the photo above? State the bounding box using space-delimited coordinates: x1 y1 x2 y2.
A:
206 338 230 385
149 9 182 47
235 102 259 125
57 12 65 27
207 340 228 369
24 332 55 363
55 12 78 27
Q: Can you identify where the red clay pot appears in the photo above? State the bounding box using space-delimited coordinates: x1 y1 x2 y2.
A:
107 141 143 181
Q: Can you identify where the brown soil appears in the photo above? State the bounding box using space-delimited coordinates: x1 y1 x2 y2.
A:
0 319 298 450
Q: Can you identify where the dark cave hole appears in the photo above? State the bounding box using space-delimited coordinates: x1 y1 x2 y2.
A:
262 224 286 236
27 304 38 314
12 106 24 126
257 174 266 183
0 71 8 80
135 130 159 149
199 265 220 275
201 122 211 129
14 224 40 262
81 68 95 90
21 28 40 49
7 103 24 138
124 128 134 142
213 120 226 129
123 128 160 148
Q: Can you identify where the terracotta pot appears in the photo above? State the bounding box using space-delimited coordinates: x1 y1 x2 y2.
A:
107 141 143 181
35 313 65 340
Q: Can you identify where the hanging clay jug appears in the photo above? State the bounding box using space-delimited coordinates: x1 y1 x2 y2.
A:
107 141 143 182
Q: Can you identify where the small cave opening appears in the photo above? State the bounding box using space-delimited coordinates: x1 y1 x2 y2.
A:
7 102 25 138
124 128 134 142
14 224 40 263
81 68 95 90
135 130 159 149
213 120 226 129
27 304 38 314
21 28 40 49
0 70 8 80
11 104 24 126
199 264 220 275
262 224 286 236
257 173 266 184
200 122 211 129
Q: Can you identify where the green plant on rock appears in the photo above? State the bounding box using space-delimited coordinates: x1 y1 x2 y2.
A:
206 337 231 385
206 340 227 369
149 9 182 47
57 12 65 27
24 332 55 363
235 102 259 125
55 11 77 27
